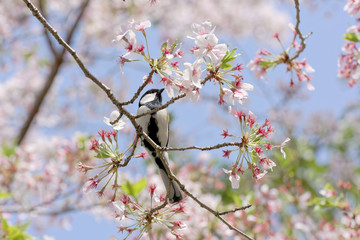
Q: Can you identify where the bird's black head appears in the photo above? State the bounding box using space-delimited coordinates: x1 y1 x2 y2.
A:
139 88 165 107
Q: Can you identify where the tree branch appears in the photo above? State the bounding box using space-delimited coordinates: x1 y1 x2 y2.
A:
22 1 253 238
38 0 58 57
161 141 242 152
139 131 254 240
289 0 312 61
135 74 213 119
119 70 155 106
218 205 252 215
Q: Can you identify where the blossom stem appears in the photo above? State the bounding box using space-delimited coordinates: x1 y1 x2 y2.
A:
143 32 151 58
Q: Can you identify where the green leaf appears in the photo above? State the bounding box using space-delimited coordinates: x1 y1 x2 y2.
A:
220 62 232 70
221 47 240 65
1 217 32 240
344 32 360 42
160 41 168 49
76 136 87 151
0 193 11 199
323 183 335 191
170 40 178 51
2 217 9 231
1 143 16 157
258 60 276 69
122 178 147 199
95 151 111 159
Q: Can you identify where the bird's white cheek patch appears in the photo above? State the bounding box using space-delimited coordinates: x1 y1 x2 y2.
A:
140 93 156 105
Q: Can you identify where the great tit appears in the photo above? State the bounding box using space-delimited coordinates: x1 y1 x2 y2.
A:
136 88 183 203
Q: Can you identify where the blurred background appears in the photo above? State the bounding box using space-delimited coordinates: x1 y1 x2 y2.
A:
1 0 360 239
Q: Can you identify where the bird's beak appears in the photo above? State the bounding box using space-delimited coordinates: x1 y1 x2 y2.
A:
159 88 165 94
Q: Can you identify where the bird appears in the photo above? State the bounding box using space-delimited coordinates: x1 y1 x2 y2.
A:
136 88 183 203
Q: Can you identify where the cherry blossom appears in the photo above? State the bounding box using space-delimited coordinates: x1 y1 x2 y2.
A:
223 168 240 189
112 201 126 221
193 33 227 63
248 24 315 90
181 59 203 89
280 137 291 159
134 20 151 32
259 157 277 171
104 110 128 130
344 0 360 16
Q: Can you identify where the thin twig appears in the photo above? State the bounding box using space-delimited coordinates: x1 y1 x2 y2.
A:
218 205 252 215
171 172 254 240
120 70 156 106
135 74 214 119
22 1 253 238
119 135 140 167
135 93 186 119
161 141 242 152
140 131 254 240
289 0 313 61
38 0 58 57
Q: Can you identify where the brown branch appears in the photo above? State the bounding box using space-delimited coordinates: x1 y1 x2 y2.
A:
38 0 58 57
135 93 186 119
140 131 254 240
120 70 156 106
218 204 252 215
17 0 91 145
289 0 312 62
135 74 214 119
110 70 155 125
172 172 254 240
23 1 253 238
119 135 140 167
161 141 242 152
21 0 142 133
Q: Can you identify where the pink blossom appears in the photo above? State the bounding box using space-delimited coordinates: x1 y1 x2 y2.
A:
149 184 156 196
135 152 146 160
223 168 240 189
221 129 230 138
122 30 138 56
222 85 253 105
255 170 268 180
191 21 214 36
259 157 277 171
222 150 230 158
246 111 256 127
82 178 98 193
134 20 151 32
319 188 337 198
344 0 360 16
182 59 203 88
172 221 187 230
89 138 99 151
112 201 126 221
247 58 268 81
280 137 291 159
194 33 227 63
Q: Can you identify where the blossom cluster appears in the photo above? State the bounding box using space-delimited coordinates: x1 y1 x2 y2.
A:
247 23 315 90
338 1 360 87
82 122 142 201
112 191 187 240
221 108 290 189
113 20 254 105
344 0 360 16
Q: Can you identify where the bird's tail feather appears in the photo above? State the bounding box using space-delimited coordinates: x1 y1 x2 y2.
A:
158 168 183 203
154 152 183 203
